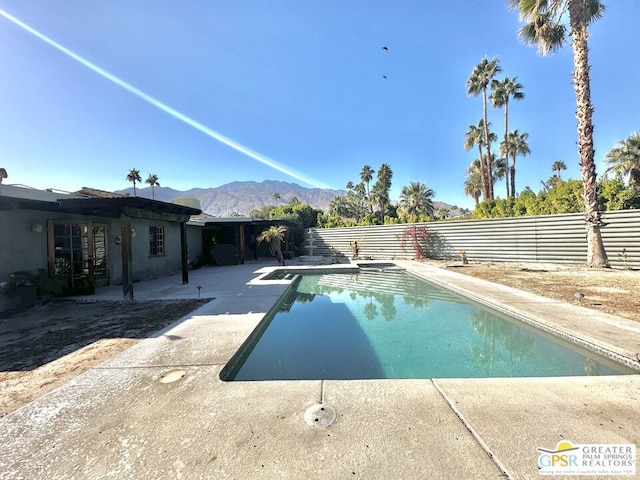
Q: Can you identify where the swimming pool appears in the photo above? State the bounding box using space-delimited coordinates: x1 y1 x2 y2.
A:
221 268 637 381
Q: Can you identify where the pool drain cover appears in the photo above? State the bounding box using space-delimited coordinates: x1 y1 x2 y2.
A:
304 404 337 427
158 369 187 384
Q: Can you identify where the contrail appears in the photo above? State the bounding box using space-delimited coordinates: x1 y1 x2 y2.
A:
0 9 333 190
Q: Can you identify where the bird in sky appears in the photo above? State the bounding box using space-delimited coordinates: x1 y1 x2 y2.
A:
382 75 387 79
382 46 388 51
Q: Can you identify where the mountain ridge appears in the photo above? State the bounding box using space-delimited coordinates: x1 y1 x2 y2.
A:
116 179 464 218
116 180 345 216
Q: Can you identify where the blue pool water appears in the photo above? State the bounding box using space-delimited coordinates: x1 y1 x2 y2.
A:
221 269 636 381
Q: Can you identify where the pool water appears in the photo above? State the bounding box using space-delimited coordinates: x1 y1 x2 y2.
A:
221 269 636 381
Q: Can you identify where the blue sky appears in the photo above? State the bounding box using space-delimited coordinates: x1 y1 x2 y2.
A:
0 1 638 209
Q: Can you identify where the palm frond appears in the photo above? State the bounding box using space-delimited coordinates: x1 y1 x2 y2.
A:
518 13 566 55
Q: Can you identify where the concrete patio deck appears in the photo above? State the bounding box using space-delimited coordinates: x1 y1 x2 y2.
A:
0 260 638 479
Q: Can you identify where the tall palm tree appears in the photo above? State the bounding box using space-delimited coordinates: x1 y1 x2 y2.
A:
398 181 435 218
464 160 482 206
508 0 608 267
604 132 640 195
467 56 502 200
491 76 525 197
503 130 531 197
360 165 375 212
257 225 288 265
464 120 497 201
145 173 160 200
464 121 488 201
273 191 281 206
552 160 567 179
372 164 393 222
126 168 142 197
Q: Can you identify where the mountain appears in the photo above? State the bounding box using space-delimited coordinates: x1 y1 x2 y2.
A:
116 180 467 218
116 180 345 216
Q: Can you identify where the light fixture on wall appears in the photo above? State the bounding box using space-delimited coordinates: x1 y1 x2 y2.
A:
115 229 135 244
31 223 43 233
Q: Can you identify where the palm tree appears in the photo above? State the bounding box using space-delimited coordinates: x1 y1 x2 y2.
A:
289 196 301 206
145 173 160 200
273 192 281 206
464 120 496 201
491 76 525 197
360 165 375 212
503 130 531 197
464 122 488 201
508 0 608 267
328 195 350 217
464 160 482 207
347 182 369 221
552 160 567 179
604 132 640 195
467 56 502 200
126 168 142 196
372 163 393 222
257 225 288 265
398 181 435 218
493 155 509 198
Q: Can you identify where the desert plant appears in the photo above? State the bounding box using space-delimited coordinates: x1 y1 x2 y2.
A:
399 225 432 259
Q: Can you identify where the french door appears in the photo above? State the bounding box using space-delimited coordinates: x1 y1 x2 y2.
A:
47 221 109 288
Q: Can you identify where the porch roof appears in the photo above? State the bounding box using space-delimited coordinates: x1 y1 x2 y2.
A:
58 197 201 218
0 184 201 220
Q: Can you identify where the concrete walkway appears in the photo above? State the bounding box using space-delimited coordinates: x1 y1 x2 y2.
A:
0 261 638 479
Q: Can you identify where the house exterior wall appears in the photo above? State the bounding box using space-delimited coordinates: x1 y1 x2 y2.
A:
109 219 184 284
0 209 51 281
1 209 194 287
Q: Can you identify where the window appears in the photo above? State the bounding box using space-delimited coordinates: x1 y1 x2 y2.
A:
149 226 164 256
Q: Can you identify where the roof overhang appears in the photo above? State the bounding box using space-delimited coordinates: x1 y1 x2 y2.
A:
0 185 201 221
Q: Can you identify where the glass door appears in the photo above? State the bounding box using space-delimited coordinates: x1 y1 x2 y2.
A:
48 221 109 291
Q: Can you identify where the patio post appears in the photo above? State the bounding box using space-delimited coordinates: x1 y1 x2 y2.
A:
120 212 134 302
180 221 189 284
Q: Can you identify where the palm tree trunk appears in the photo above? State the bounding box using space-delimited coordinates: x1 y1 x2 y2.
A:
477 144 488 201
509 152 518 198
504 169 511 198
631 169 640 196
505 168 510 199
510 161 516 200
482 89 494 200
569 1 608 267
504 100 510 198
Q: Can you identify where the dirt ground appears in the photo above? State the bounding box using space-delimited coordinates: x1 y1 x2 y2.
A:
1 262 639 418
0 299 208 418
423 260 640 323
